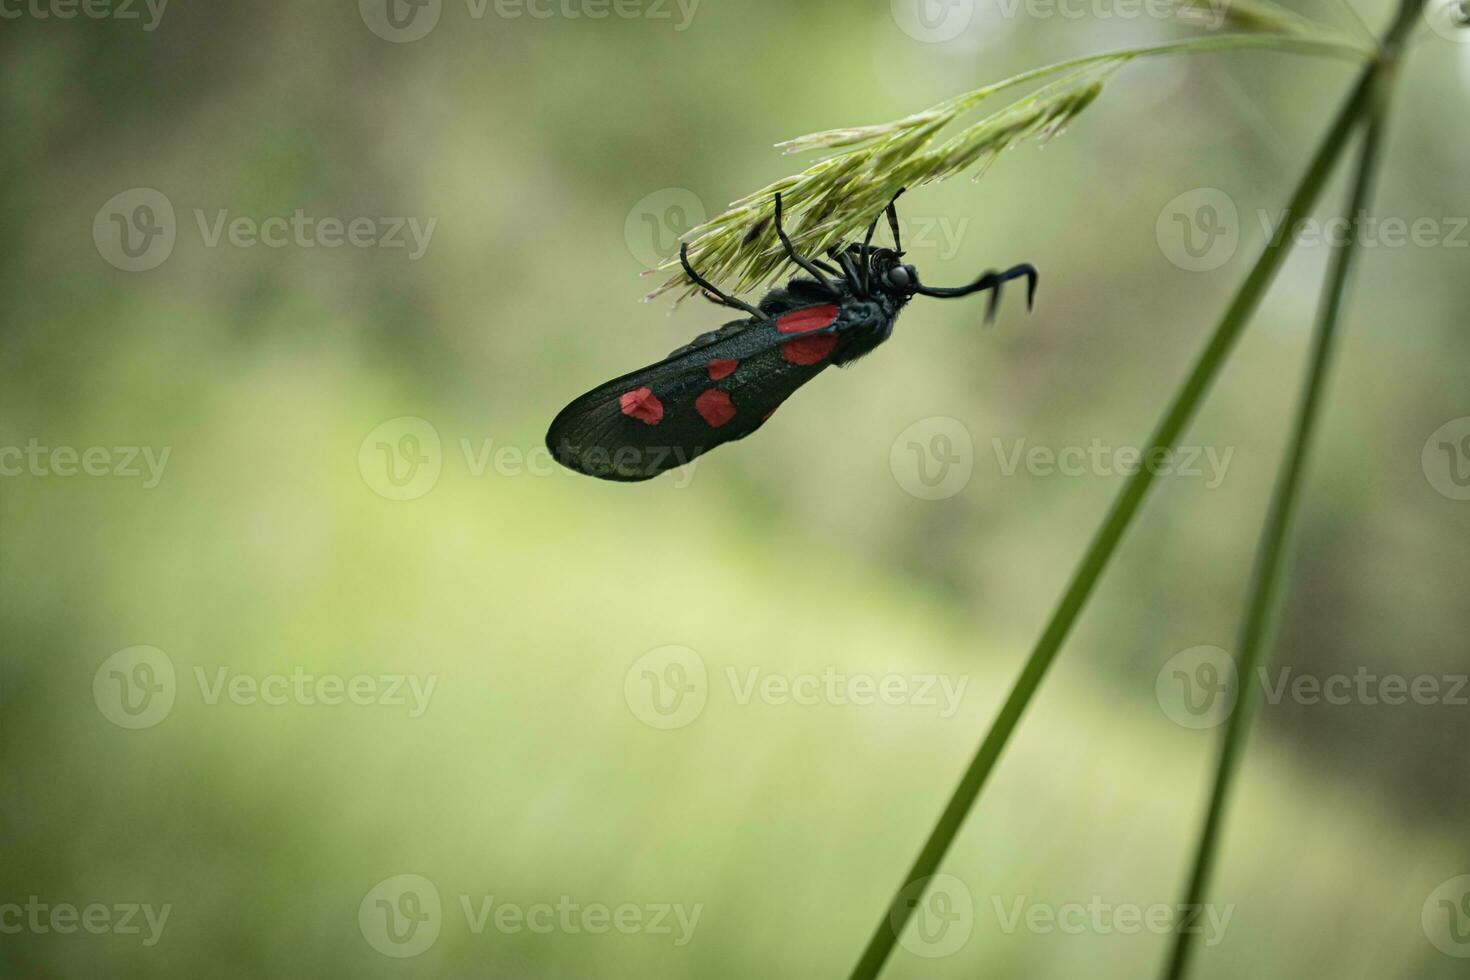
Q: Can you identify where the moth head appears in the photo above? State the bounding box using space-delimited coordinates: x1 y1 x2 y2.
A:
883 263 917 292
868 248 916 296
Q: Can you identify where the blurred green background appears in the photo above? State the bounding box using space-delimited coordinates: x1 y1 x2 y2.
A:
2 1 1468 977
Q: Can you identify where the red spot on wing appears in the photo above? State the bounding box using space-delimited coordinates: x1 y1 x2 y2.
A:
776 305 839 334
781 334 839 365
707 358 738 380
695 389 736 428
619 387 663 425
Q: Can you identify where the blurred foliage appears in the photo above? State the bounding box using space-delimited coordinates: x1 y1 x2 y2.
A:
1 1 1467 977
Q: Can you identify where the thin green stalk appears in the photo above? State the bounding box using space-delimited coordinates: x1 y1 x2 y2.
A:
1158 21 1412 980
1328 0 1377 43
922 32 1375 116
848 61 1383 980
775 33 1373 158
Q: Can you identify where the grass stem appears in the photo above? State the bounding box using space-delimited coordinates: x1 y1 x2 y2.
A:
1158 35 1403 980
847 55 1383 980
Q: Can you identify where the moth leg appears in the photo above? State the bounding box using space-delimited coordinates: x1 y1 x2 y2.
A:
749 216 836 279
858 214 882 295
854 187 905 294
885 187 907 254
827 246 866 297
679 243 763 318
773 193 842 296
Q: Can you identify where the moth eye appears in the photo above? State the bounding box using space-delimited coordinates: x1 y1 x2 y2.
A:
886 266 911 289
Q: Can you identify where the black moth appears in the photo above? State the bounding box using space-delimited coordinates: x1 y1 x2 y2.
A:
546 189 1037 482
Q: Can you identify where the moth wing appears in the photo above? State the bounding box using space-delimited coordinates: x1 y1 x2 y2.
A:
547 303 848 482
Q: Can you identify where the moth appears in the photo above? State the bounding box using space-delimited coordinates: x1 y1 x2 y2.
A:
546 189 1037 481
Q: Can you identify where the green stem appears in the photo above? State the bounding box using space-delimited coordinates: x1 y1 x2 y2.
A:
847 55 1384 980
777 32 1373 157
807 32 1375 146
1157 98 1389 980
943 32 1376 109
1158 8 1419 980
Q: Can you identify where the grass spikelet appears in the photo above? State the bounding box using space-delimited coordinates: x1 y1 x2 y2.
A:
647 72 1111 302
648 23 1375 303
